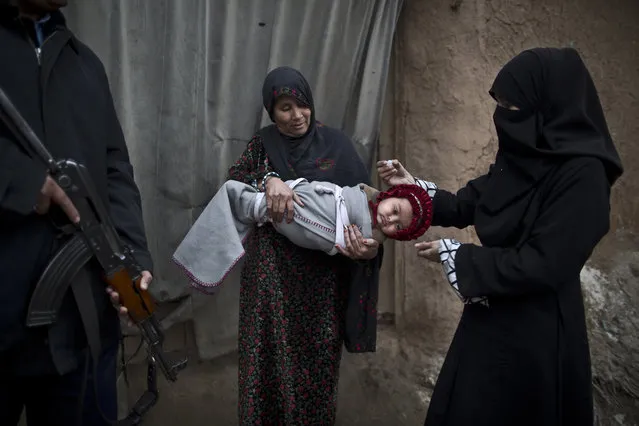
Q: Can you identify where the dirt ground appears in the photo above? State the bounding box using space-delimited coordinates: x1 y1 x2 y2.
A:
14 326 431 426
122 354 411 425
120 326 429 426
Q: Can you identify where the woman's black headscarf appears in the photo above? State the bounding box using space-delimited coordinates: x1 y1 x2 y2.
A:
258 66 369 187
257 66 380 353
475 47 623 247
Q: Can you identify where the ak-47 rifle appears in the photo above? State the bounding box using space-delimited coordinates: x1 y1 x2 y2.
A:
0 86 187 421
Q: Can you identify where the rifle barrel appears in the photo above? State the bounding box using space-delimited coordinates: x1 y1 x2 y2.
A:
0 86 58 173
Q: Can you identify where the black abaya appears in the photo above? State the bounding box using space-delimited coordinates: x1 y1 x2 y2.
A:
424 47 622 426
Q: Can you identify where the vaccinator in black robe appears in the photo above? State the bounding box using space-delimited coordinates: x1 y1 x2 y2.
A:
422 48 623 426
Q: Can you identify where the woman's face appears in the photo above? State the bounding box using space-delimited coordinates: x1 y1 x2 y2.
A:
273 95 312 137
376 197 413 237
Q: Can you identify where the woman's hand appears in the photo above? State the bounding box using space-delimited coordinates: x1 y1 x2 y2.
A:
415 240 441 263
337 225 380 260
105 270 153 327
265 177 304 223
376 159 416 186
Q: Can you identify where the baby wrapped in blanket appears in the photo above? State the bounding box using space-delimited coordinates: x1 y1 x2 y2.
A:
173 174 432 293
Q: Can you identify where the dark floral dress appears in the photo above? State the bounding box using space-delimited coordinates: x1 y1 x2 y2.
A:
228 135 351 425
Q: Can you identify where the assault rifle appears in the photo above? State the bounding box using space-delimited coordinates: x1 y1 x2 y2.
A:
0 86 187 423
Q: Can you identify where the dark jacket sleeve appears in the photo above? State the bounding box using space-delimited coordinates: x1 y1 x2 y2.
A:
431 173 490 229
456 158 610 298
0 136 47 214
95 62 153 273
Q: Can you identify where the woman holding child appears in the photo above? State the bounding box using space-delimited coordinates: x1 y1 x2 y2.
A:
227 66 382 425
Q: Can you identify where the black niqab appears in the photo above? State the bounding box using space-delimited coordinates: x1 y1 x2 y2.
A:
475 47 623 247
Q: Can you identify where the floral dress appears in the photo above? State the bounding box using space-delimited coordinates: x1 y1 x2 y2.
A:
228 135 351 425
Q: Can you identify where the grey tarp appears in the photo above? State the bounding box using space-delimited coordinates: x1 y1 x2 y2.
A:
62 0 403 359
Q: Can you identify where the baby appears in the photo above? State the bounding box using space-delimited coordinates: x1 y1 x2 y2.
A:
173 174 432 293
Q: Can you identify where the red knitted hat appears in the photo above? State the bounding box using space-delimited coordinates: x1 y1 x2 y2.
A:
370 184 433 241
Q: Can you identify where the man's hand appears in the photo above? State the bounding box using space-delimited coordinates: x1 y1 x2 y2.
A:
34 175 80 223
336 225 380 260
415 240 441 263
265 177 304 223
106 270 153 326
376 159 416 187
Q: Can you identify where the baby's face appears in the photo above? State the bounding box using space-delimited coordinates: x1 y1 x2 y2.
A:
376 197 413 237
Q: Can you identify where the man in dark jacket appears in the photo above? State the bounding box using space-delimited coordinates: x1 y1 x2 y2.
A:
0 1 153 424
